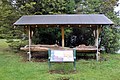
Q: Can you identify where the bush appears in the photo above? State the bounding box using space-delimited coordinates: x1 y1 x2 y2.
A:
6 39 28 52
0 34 6 39
100 27 120 53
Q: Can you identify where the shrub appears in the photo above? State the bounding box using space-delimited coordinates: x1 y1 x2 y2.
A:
6 39 28 52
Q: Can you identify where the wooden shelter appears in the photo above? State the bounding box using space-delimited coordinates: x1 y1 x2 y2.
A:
14 14 114 61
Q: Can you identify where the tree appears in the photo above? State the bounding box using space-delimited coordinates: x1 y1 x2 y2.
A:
11 0 75 15
0 0 22 39
100 27 120 53
74 0 120 53
7 0 120 53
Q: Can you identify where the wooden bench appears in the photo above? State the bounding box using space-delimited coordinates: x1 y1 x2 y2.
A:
48 49 76 70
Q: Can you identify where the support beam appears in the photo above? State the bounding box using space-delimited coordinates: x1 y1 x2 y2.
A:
94 27 101 46
95 26 101 61
94 29 98 47
96 26 99 61
98 27 102 36
28 26 32 61
61 26 65 47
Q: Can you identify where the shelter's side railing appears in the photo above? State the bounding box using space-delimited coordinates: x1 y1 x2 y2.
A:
48 48 76 70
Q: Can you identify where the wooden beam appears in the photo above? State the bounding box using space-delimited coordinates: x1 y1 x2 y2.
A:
94 26 101 46
96 26 99 61
28 26 32 61
61 26 65 47
98 27 102 36
94 29 98 47
95 26 102 61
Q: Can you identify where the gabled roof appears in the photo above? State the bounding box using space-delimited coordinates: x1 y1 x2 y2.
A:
14 14 114 26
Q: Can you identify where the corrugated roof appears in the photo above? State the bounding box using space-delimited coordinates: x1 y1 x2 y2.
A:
14 14 114 26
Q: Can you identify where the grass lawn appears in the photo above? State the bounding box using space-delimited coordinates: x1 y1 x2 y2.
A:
0 39 120 80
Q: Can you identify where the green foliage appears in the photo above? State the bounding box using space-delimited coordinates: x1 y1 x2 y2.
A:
0 0 22 39
72 27 95 46
15 0 75 15
32 28 57 44
100 27 120 53
6 39 28 52
75 0 119 14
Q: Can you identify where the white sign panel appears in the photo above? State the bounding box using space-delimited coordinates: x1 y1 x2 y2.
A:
50 50 74 62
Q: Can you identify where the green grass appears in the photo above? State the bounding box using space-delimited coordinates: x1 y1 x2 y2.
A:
0 39 8 49
0 39 120 80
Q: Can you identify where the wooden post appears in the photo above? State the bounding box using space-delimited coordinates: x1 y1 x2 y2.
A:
94 29 98 47
95 26 101 61
28 26 32 61
94 27 101 46
98 27 102 36
96 26 99 61
61 26 64 47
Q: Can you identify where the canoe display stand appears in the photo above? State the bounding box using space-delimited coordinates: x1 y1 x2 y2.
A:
20 44 100 61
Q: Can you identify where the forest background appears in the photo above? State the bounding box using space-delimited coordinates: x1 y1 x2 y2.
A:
0 0 120 53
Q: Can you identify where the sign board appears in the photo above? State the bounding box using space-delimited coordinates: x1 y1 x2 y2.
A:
50 50 74 62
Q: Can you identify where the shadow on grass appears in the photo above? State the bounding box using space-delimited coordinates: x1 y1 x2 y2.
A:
49 69 77 74
48 62 77 75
